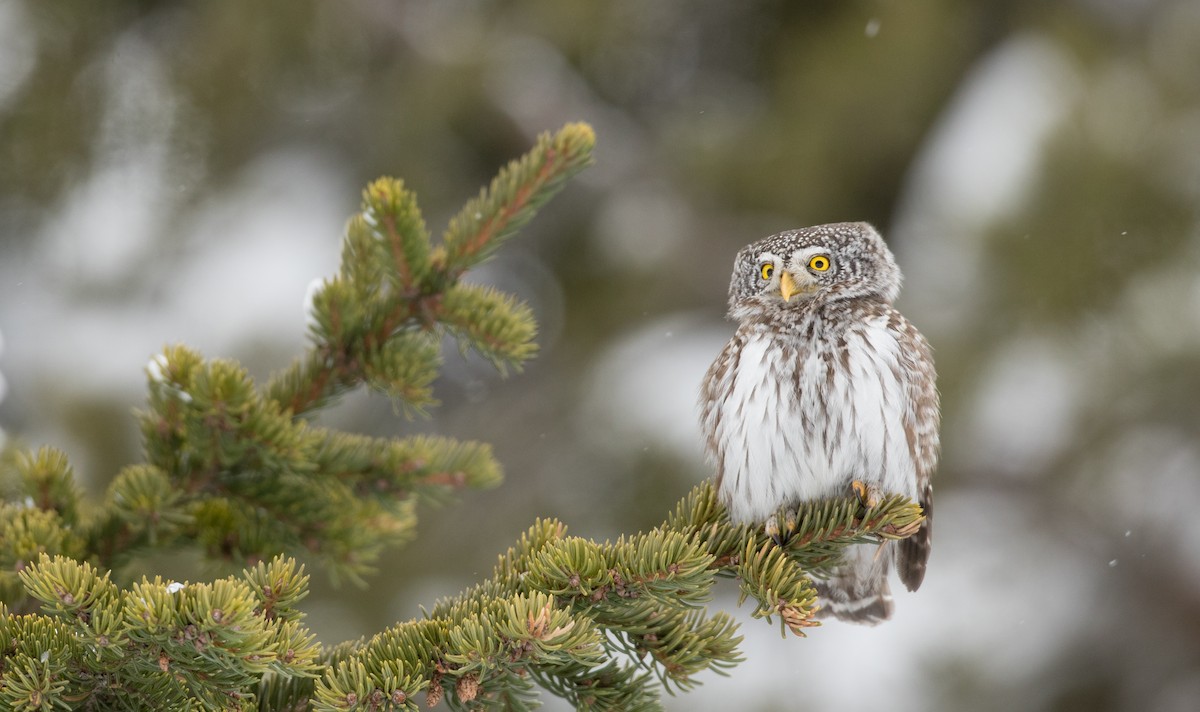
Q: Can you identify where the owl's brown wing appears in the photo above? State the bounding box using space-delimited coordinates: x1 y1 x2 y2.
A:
895 316 940 592
898 481 933 592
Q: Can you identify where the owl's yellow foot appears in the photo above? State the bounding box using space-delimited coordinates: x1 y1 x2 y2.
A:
765 508 799 546
851 480 880 513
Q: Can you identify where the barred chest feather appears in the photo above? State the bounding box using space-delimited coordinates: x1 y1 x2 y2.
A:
700 307 920 525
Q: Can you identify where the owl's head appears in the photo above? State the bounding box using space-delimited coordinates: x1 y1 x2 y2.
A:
726 222 902 320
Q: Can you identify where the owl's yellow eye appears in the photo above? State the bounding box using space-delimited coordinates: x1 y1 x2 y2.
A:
760 264 774 280
808 255 831 272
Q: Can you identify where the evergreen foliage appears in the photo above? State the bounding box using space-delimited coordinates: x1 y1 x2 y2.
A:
0 123 925 710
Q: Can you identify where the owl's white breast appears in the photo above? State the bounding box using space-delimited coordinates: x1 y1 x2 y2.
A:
704 313 919 524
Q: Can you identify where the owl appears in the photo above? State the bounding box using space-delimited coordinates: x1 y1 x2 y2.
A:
699 222 939 624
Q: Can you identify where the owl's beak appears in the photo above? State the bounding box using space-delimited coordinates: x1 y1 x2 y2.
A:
780 271 800 302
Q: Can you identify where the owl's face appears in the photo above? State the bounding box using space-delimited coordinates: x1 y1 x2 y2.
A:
726 222 902 321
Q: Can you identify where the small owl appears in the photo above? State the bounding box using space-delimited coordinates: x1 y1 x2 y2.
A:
699 222 939 624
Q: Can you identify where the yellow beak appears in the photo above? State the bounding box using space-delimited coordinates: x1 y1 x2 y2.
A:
780 270 799 302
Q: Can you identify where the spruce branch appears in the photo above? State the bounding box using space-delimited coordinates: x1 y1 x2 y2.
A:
362 177 433 293
2 554 320 710
12 447 83 527
440 283 538 373
439 123 596 276
0 502 84 608
304 482 924 710
360 332 442 415
769 493 926 577
67 127 594 584
268 123 594 418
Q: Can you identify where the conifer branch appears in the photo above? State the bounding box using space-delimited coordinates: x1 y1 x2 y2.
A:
267 123 594 418
303 483 924 709
440 284 539 373
439 123 596 276
365 178 433 293
12 448 83 527
1 555 320 710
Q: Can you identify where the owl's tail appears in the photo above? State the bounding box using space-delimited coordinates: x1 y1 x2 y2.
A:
812 542 894 625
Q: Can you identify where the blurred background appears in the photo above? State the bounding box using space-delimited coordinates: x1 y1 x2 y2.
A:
2 0 1199 709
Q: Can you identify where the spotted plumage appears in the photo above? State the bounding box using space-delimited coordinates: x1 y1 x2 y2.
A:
699 222 939 624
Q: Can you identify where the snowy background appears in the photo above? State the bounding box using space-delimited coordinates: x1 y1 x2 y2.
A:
2 1 1199 710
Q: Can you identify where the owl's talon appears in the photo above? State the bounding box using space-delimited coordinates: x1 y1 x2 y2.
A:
764 514 784 545
783 508 798 538
851 480 880 511
765 508 800 546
